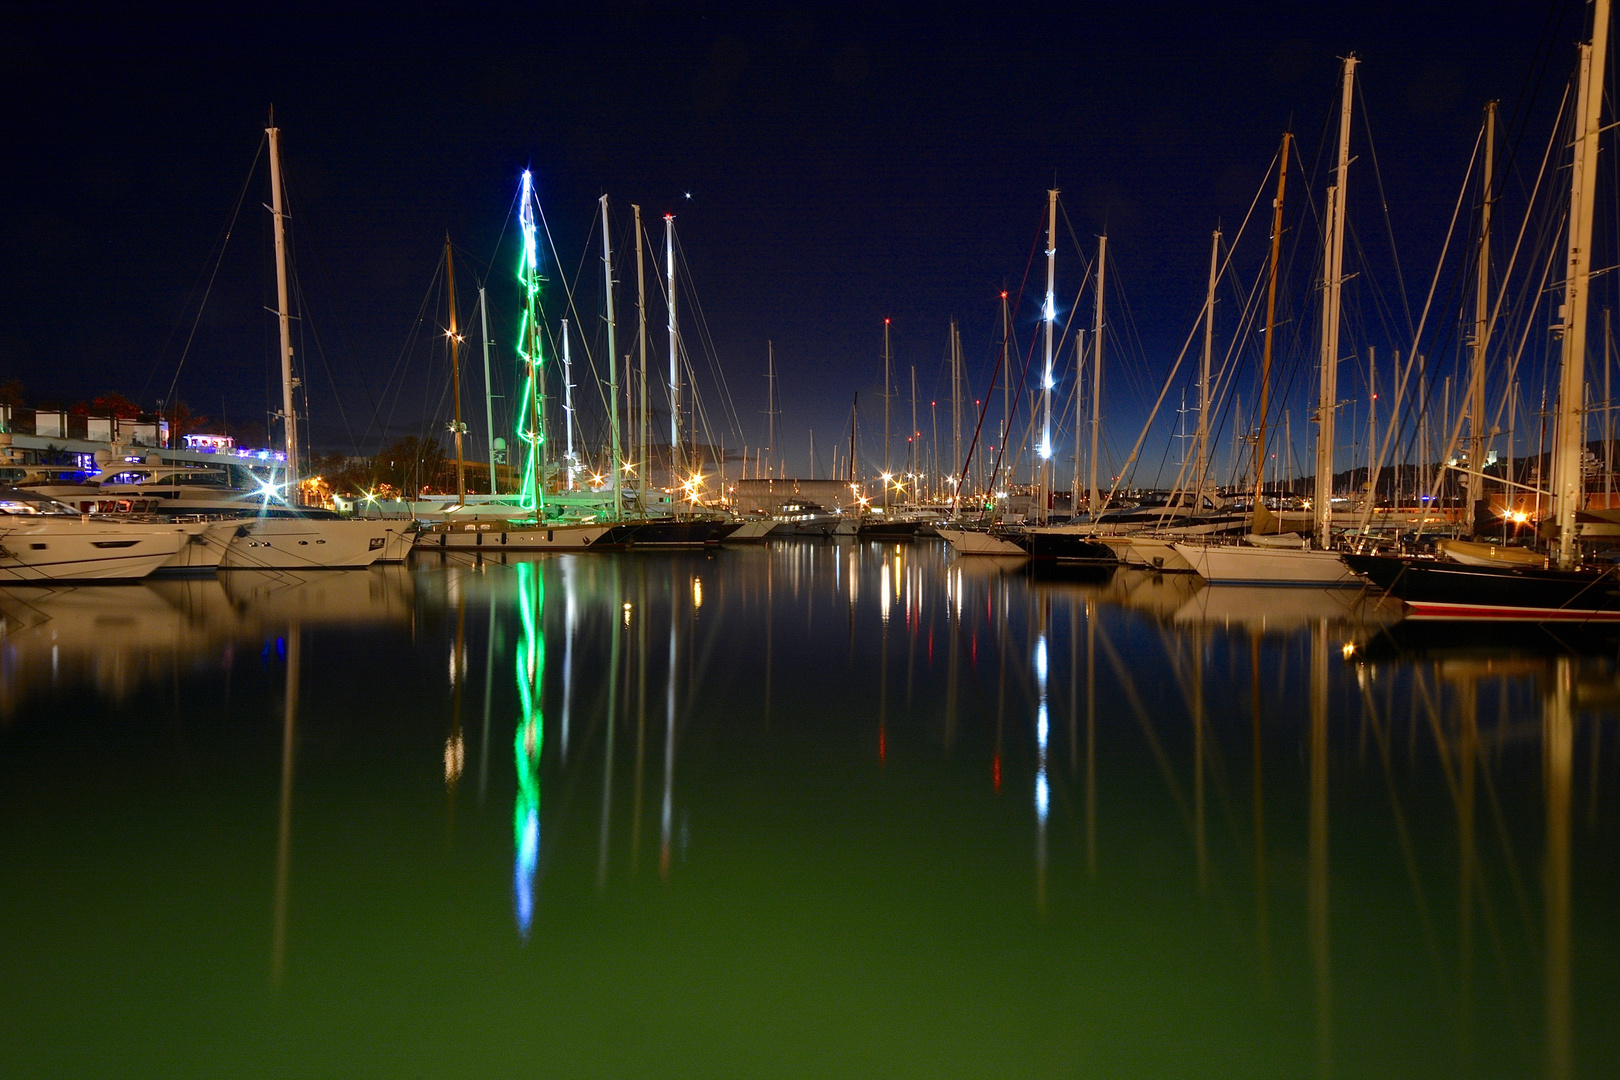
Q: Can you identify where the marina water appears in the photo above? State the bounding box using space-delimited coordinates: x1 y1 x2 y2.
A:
2 541 1616 1077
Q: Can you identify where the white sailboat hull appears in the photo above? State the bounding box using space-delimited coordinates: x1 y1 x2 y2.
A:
938 527 1026 557
1172 542 1359 587
219 517 391 570
0 518 188 581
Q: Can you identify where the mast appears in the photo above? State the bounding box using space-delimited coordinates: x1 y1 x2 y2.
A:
1468 101 1497 525
1258 132 1291 524
479 287 497 495
851 393 859 487
518 170 545 516
561 320 575 489
883 318 892 509
1366 349 1375 507
1089 235 1107 516
666 214 680 489
599 194 622 519
265 121 299 499
1554 0 1609 568
998 294 1008 500
634 205 649 508
767 341 776 475
445 234 466 503
910 363 918 505
1314 56 1355 549
953 317 964 503
1199 229 1220 497
1039 188 1058 524
1071 330 1084 515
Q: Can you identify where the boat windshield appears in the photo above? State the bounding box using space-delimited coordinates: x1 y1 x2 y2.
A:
0 486 81 516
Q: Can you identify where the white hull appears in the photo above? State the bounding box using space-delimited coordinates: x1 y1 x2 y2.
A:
155 519 242 573
375 523 417 562
0 518 187 581
219 517 391 570
1172 542 1359 586
938 527 1026 557
1101 535 1197 572
724 519 778 542
419 521 610 552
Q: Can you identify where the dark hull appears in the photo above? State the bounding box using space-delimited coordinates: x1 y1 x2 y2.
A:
857 520 922 539
1343 553 1620 621
1016 531 1119 563
597 519 739 548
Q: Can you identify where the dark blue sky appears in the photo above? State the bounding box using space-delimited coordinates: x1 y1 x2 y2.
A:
1 1 1591 485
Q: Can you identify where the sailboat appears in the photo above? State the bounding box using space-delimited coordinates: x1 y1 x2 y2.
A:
1174 65 1360 587
416 203 608 552
223 119 393 570
1345 0 1620 619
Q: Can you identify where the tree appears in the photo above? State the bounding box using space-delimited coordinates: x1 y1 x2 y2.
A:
89 391 142 419
161 401 211 442
372 436 448 499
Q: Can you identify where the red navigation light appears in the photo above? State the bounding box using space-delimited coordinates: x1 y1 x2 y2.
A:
1000 291 1008 299
884 317 890 325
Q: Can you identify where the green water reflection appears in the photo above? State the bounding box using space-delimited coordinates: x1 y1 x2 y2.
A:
0 546 1616 1077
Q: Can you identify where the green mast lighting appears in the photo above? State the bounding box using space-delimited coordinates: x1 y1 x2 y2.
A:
516 170 546 515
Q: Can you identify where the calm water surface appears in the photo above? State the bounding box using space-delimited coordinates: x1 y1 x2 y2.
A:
2 541 1616 1077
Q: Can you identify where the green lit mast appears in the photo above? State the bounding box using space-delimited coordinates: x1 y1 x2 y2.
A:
517 171 546 515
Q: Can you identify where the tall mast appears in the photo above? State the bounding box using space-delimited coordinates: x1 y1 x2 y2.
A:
767 341 776 475
1199 229 1220 496
479 287 497 495
883 318 892 508
599 194 622 519
1070 329 1084 515
666 214 680 488
851 393 859 487
560 320 575 489
998 294 1008 497
1089 235 1107 516
633 205 649 507
1554 0 1609 568
1258 133 1291 522
910 363 918 504
953 317 963 502
1468 101 1497 523
1314 57 1355 548
518 170 545 516
445 234 466 503
1039 188 1058 523
1367 348 1376 504
265 121 299 499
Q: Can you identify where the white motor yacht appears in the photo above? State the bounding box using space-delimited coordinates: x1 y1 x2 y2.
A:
0 487 191 582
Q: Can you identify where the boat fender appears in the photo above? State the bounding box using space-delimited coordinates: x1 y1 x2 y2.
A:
501 532 507 545
476 532 482 546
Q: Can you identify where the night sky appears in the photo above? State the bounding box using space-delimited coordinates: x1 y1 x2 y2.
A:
2 2 1592 485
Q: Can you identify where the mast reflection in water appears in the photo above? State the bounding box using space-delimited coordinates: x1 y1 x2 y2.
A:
1 547 1616 1077
513 561 543 938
